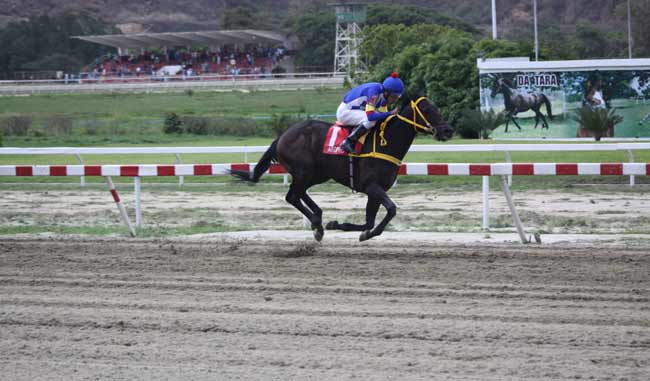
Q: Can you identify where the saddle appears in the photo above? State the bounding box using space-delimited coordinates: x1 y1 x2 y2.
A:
322 122 368 156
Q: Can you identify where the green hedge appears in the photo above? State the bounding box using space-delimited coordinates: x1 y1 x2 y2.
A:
163 112 307 138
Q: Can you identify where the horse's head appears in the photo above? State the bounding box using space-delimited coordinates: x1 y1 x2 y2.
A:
490 75 512 98
401 97 454 141
490 77 504 98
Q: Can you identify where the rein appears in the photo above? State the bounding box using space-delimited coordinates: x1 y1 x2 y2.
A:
394 97 437 135
349 97 436 167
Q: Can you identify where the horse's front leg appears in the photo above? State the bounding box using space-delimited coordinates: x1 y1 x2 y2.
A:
511 115 523 131
326 197 380 232
360 183 396 242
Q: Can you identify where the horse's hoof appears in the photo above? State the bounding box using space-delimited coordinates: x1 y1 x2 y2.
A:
359 230 371 242
313 227 324 242
325 221 338 230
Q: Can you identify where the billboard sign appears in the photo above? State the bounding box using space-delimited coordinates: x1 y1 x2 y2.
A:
478 58 650 138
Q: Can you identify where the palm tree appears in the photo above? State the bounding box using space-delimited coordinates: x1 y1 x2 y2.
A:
573 106 623 141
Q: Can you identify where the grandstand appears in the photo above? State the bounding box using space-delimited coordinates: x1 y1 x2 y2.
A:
73 29 293 79
0 29 343 94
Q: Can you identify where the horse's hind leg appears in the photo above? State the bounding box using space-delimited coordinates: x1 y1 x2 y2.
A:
359 183 396 242
326 197 380 231
540 113 549 129
285 181 324 241
300 192 325 240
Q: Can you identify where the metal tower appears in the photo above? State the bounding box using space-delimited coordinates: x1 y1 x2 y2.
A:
332 3 367 74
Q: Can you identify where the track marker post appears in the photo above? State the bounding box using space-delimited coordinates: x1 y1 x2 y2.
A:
626 149 635 186
175 154 184 186
482 176 490 229
75 153 85 187
499 175 528 244
134 176 143 228
104 176 136 237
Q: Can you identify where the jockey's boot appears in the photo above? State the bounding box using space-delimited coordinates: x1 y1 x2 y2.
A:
340 125 366 153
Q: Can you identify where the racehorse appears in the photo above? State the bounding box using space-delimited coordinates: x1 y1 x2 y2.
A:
490 75 553 132
230 96 454 242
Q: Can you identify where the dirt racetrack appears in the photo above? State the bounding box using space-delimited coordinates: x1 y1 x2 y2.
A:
1 238 649 380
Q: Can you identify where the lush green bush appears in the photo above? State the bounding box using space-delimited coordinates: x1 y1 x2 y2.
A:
265 114 303 137
162 112 306 138
43 116 73 136
181 116 259 136
163 112 183 134
163 115 261 136
455 109 505 139
1 115 33 136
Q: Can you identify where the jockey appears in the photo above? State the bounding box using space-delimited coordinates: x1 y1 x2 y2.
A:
337 72 405 153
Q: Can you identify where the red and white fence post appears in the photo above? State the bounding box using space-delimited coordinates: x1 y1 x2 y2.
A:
104 176 136 237
1 162 648 243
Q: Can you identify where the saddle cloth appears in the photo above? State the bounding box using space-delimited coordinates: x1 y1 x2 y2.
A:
322 122 367 156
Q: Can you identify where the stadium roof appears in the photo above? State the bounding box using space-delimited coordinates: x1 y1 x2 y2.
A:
73 29 288 50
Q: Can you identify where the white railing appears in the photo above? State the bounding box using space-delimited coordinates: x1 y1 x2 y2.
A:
2 143 648 231
2 142 648 155
2 161 647 243
0 72 345 94
0 72 340 86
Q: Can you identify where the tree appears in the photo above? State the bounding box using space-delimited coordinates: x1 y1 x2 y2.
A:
572 23 611 59
0 12 112 79
365 5 478 35
220 6 263 29
289 11 335 72
288 4 475 73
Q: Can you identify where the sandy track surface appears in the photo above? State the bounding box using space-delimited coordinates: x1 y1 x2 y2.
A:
1 238 649 380
2 186 650 235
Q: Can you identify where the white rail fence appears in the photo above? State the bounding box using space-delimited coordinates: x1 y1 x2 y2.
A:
0 72 345 95
1 161 648 244
2 143 648 238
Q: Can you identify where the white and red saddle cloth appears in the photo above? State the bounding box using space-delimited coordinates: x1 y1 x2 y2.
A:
322 122 364 155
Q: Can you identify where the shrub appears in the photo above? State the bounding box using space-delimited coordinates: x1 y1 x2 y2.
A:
43 116 73 136
573 106 623 141
454 109 505 139
163 112 183 134
180 116 259 136
83 119 101 135
0 115 33 136
182 116 210 135
263 113 303 137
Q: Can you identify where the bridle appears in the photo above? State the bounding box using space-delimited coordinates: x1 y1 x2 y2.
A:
394 96 437 135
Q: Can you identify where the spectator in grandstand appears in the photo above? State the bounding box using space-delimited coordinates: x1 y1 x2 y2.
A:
337 72 405 154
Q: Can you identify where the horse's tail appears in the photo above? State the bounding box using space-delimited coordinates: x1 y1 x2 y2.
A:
543 94 553 120
230 138 279 184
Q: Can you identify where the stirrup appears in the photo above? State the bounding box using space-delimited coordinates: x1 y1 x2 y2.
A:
340 139 356 153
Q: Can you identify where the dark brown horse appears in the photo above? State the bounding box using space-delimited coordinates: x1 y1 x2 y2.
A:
491 76 553 132
230 97 454 242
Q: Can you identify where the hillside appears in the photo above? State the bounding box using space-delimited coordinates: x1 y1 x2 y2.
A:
0 0 627 37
